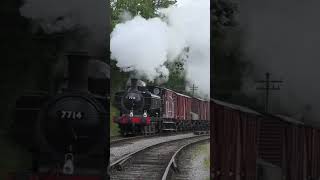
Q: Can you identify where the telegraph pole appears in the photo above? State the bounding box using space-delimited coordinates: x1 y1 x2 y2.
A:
190 84 198 96
256 72 283 113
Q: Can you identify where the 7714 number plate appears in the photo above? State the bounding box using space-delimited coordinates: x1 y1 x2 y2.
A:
60 110 83 120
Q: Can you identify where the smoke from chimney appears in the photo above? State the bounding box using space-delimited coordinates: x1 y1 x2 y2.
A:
20 0 110 57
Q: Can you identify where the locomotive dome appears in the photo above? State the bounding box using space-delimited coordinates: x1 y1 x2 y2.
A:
126 79 146 87
88 59 110 79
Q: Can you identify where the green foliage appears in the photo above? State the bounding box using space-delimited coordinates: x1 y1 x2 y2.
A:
111 0 176 27
162 47 193 94
163 59 187 93
212 0 245 99
110 105 120 136
212 0 262 109
212 0 238 37
110 59 130 99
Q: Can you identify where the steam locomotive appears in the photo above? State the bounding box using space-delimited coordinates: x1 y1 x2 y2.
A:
11 52 110 179
113 78 210 136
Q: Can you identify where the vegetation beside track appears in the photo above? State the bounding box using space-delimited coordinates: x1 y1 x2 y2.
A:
0 132 31 180
110 105 120 137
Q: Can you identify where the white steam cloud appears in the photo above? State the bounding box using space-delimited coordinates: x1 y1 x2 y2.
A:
111 16 170 80
110 0 210 96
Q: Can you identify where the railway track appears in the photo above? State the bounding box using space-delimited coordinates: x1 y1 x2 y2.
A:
110 135 145 146
110 132 196 146
109 135 209 180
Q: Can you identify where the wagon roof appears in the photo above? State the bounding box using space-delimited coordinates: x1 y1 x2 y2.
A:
273 114 304 125
175 92 192 98
212 99 261 115
192 97 209 102
154 86 192 98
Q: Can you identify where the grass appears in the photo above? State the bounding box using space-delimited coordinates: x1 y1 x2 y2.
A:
110 105 120 137
0 132 32 179
191 142 210 179
191 143 209 160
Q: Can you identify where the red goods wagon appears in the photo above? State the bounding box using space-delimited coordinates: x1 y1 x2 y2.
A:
304 126 320 179
175 92 192 121
200 100 210 120
191 97 201 115
206 101 210 120
162 88 176 119
199 100 204 120
258 114 305 179
283 123 305 180
186 97 192 120
258 114 287 168
191 97 210 120
211 99 260 180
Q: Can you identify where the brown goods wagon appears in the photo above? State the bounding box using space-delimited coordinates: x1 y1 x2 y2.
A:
199 100 205 120
191 97 210 120
175 92 192 120
258 114 306 179
258 114 288 168
206 101 210 120
186 97 192 120
211 99 260 180
200 100 207 120
304 126 320 179
202 100 210 120
162 88 176 119
281 116 305 180
191 97 201 115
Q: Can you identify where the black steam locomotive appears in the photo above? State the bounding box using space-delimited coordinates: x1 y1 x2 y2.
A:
113 79 162 136
12 52 110 178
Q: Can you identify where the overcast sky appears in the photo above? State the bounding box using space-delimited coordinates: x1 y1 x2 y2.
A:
238 0 320 125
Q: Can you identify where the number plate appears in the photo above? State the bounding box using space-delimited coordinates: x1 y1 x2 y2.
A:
60 111 83 120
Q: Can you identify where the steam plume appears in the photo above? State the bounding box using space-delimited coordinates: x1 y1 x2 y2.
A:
110 0 210 96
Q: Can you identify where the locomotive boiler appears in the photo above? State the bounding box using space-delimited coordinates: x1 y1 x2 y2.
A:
12 52 110 178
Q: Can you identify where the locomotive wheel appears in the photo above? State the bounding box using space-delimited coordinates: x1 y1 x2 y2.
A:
151 123 155 135
143 126 148 136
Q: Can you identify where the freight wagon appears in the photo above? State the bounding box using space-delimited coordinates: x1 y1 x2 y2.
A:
211 98 320 180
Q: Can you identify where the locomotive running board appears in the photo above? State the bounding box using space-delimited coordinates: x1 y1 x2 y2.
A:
162 128 177 131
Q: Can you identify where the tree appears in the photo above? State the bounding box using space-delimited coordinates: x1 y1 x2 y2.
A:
162 47 189 93
212 0 261 109
111 0 176 27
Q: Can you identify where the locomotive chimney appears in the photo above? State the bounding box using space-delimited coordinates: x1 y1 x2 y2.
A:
131 78 138 90
67 52 89 91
